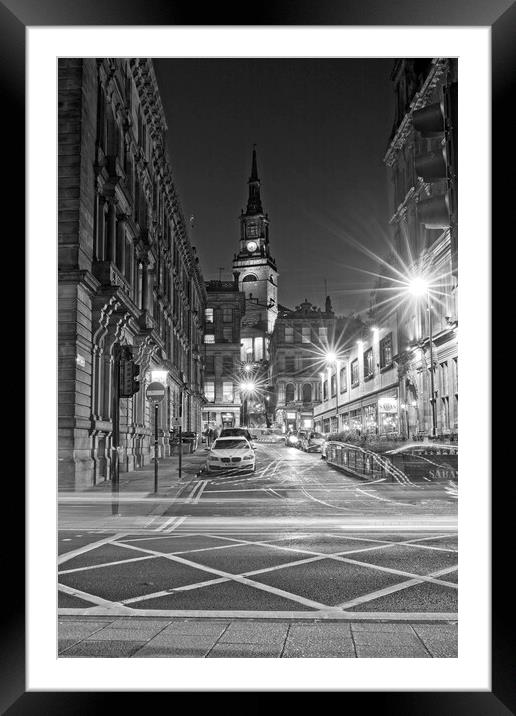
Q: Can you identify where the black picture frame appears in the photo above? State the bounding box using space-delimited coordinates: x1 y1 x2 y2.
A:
7 0 510 710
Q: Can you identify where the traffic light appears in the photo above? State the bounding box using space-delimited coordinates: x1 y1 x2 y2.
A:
412 82 457 233
119 346 140 397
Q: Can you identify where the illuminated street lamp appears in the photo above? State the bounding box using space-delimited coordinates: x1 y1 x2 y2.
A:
326 351 341 431
239 380 256 427
407 276 437 438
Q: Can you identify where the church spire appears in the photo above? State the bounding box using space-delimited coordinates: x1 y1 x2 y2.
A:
246 144 263 215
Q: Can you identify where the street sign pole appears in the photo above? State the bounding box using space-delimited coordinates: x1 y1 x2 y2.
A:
146 381 166 495
154 402 159 493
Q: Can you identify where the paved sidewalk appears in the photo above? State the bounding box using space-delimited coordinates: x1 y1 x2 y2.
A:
58 616 457 658
58 449 210 530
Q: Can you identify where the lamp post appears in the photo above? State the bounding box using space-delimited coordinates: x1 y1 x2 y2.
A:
326 352 341 432
407 277 437 439
239 380 256 428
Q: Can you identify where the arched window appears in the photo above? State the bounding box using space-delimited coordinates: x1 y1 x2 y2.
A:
285 383 295 403
242 274 257 283
302 383 312 403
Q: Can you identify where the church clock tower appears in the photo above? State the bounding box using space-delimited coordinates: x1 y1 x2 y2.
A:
233 146 278 363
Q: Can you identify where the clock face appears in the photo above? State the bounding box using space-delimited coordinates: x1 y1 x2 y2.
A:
246 241 258 253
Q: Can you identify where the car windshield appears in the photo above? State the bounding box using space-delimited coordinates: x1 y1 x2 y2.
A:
310 433 324 439
212 439 249 450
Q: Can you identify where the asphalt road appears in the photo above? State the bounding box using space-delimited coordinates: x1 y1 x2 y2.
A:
58 443 458 620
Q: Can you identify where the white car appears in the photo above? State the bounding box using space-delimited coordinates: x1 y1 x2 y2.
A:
206 436 256 474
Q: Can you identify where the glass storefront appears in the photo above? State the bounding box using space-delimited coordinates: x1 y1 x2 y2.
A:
378 391 399 434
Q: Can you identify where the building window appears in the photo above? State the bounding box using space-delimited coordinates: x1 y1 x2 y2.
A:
205 381 215 402
323 381 328 400
204 334 215 344
318 327 328 341
204 308 214 324
241 337 253 361
222 381 234 403
302 327 311 343
223 308 232 323
302 383 312 403
285 355 295 372
340 366 347 392
351 359 359 386
254 337 263 361
452 357 458 395
441 396 450 430
285 326 294 343
285 383 295 403
380 333 393 368
205 354 215 373
331 374 336 397
222 355 233 374
364 348 374 378
242 274 257 282
440 361 449 395
223 326 233 342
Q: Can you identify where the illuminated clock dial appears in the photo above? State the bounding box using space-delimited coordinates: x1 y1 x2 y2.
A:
246 241 258 252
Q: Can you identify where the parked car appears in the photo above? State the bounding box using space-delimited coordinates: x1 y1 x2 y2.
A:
206 436 256 474
285 432 299 447
295 430 308 449
300 431 326 453
219 427 253 442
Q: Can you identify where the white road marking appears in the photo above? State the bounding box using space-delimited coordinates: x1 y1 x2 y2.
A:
113 540 332 611
58 583 133 612
192 480 208 504
58 606 457 620
58 532 129 565
354 487 419 508
336 565 459 610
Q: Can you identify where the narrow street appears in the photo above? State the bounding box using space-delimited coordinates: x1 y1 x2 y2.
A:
58 443 457 628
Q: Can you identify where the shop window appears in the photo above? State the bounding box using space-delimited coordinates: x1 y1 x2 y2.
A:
364 404 377 433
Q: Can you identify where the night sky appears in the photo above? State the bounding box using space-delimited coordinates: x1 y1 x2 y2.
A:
153 59 395 317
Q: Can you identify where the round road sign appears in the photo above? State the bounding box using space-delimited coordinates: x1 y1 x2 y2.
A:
146 381 166 403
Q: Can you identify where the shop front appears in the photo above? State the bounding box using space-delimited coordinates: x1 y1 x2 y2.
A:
378 391 399 435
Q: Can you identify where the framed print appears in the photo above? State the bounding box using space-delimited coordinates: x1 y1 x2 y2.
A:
6 0 512 709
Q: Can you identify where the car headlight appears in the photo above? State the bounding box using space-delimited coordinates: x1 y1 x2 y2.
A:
243 453 254 460
208 455 220 461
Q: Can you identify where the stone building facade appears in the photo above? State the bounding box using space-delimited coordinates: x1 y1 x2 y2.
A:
383 58 458 440
58 58 206 490
269 299 364 433
202 280 246 433
313 314 401 437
